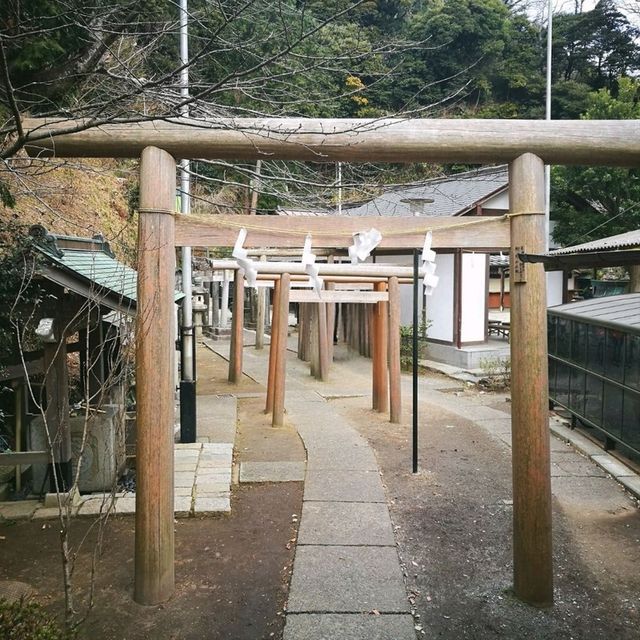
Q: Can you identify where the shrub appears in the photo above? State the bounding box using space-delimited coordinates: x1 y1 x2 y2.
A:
478 356 511 390
0 598 75 640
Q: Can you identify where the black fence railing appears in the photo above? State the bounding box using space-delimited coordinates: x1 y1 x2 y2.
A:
548 311 640 456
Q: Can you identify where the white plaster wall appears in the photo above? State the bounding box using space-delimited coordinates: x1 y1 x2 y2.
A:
373 253 419 326
460 253 487 343
483 190 509 211
547 271 564 307
426 253 455 342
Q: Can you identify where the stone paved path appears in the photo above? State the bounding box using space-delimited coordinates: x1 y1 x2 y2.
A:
207 338 417 640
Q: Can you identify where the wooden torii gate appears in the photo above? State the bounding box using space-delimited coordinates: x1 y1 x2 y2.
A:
208 260 426 426
23 117 640 609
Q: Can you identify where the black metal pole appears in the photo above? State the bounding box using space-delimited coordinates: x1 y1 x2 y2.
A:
412 249 419 473
180 324 197 444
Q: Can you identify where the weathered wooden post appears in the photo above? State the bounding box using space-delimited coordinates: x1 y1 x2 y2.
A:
372 282 389 413
220 270 230 328
297 303 307 360
388 276 402 423
135 146 176 605
228 273 244 383
272 273 291 427
509 153 553 607
255 256 266 349
317 301 330 382
309 306 320 378
43 338 71 491
325 282 336 367
265 279 281 414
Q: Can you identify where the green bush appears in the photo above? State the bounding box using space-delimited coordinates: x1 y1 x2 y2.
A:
478 356 511 390
0 598 74 640
399 320 430 371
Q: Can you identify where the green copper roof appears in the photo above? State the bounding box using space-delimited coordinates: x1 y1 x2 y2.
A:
29 225 181 314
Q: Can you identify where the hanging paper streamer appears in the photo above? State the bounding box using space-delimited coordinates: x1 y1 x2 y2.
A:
421 231 439 296
349 228 382 264
302 234 324 297
232 227 258 287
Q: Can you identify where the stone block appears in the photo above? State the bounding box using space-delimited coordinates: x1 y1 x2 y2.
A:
196 491 230 499
78 498 116 517
175 443 202 451
114 497 136 515
591 454 635 478
174 496 193 518
175 465 198 474
0 500 40 520
283 614 416 640
202 443 233 455
194 496 231 513
30 406 127 493
174 472 196 488
304 469 386 503
298 502 395 546
196 471 231 482
195 482 229 494
239 461 306 483
32 506 79 520
287 546 409 613
619 475 640 499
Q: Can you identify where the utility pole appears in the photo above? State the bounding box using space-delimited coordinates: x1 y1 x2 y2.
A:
544 0 553 252
250 160 262 215
337 162 343 215
179 0 196 442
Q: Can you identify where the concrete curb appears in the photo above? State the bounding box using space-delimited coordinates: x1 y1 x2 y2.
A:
549 417 640 502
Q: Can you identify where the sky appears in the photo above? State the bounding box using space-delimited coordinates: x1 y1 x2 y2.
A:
526 0 639 26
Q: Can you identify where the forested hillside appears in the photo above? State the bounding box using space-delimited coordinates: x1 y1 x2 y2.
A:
1 0 639 249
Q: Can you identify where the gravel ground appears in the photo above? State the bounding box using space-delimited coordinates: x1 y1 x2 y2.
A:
337 377 640 640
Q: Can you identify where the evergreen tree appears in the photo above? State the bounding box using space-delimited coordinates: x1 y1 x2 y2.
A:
551 77 640 246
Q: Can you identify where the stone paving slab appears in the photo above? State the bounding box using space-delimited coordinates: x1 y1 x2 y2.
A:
552 475 633 510
287 546 410 613
239 461 306 483
78 499 113 516
201 442 234 455
0 500 40 520
283 613 416 640
551 459 607 477
197 395 237 443
548 421 607 456
591 454 637 478
175 472 197 487
195 482 229 493
304 469 386 503
619 475 640 496
298 502 395 546
33 506 78 519
195 496 231 513
304 448 379 472
473 417 512 434
296 427 370 449
174 496 193 518
295 430 378 470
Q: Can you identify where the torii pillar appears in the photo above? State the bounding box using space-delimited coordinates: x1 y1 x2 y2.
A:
135 147 176 605
509 153 553 607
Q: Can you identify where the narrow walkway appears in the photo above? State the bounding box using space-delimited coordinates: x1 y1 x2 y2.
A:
207 338 417 639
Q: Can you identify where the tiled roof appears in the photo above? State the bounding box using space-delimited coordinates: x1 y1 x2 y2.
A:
341 166 508 218
547 229 640 255
549 293 640 333
30 226 139 313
